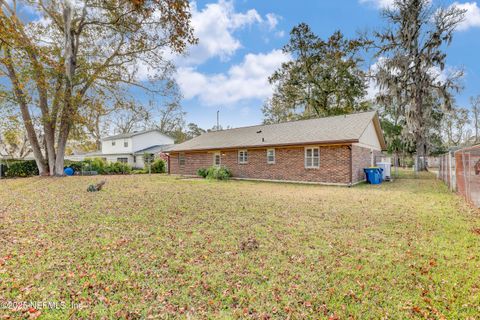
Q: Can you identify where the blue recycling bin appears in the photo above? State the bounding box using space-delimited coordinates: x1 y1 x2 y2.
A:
364 167 382 184
378 168 384 183
64 167 75 176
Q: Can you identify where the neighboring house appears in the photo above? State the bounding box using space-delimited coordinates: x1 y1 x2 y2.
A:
68 129 174 169
168 111 387 185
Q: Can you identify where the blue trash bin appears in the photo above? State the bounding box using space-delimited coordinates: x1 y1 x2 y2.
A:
64 167 75 176
364 167 382 184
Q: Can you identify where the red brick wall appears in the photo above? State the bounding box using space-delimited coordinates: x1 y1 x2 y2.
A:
170 145 352 184
169 152 211 176
351 145 382 183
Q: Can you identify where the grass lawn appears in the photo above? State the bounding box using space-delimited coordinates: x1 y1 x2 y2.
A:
1 171 479 319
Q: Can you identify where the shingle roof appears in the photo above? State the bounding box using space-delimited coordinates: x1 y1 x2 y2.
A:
102 129 172 141
133 145 174 154
169 111 386 152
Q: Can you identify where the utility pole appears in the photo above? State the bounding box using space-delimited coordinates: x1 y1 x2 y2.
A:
216 110 219 131
471 96 480 143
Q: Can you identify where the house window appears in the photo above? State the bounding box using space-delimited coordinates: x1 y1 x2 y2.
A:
112 141 116 146
124 141 128 148
213 152 221 166
117 157 128 163
267 149 275 164
178 153 185 166
133 156 137 163
238 150 248 164
305 147 319 168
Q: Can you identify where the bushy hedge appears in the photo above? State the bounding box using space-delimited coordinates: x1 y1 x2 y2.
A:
5 160 39 177
4 158 136 177
81 158 132 175
197 166 232 180
150 159 166 173
197 168 208 178
64 158 132 175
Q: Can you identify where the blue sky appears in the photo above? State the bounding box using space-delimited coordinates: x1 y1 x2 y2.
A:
171 0 480 130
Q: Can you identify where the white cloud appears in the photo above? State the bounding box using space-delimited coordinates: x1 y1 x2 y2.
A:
451 2 480 31
183 0 280 65
265 13 280 30
177 49 290 106
172 1 288 107
359 0 395 9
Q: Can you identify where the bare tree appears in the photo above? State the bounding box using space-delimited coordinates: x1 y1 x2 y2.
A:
156 102 186 136
442 106 470 147
112 102 152 134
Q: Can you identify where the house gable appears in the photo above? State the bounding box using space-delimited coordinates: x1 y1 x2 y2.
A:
131 131 174 153
356 121 382 151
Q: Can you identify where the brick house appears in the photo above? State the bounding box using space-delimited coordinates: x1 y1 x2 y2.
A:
167 111 386 185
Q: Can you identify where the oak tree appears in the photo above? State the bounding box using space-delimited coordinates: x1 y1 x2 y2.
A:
263 23 370 124
0 0 196 175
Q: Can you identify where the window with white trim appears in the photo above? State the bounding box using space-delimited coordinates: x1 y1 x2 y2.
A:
213 152 221 166
124 141 128 148
238 150 248 164
117 157 128 163
178 153 185 166
267 149 275 164
305 147 319 168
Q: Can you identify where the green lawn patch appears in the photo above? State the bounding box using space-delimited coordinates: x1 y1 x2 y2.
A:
0 171 479 318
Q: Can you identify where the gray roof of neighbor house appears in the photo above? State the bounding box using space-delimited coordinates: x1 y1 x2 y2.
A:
169 111 386 152
102 129 172 141
133 145 174 155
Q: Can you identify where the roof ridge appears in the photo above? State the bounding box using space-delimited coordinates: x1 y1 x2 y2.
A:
202 110 377 136
102 129 174 141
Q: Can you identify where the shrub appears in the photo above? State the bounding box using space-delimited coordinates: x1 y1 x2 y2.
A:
132 169 147 174
150 159 166 173
5 160 39 177
64 160 83 173
105 161 132 174
82 158 108 174
197 168 208 178
205 166 231 180
403 157 415 167
91 158 107 173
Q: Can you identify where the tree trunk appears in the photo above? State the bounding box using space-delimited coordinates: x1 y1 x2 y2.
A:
416 136 427 171
27 49 57 176
55 122 70 176
52 1 76 176
3 48 48 175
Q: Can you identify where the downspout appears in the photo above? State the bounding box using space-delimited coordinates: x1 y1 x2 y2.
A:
348 145 353 187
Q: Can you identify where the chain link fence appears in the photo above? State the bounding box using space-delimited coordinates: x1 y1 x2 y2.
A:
438 146 480 208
